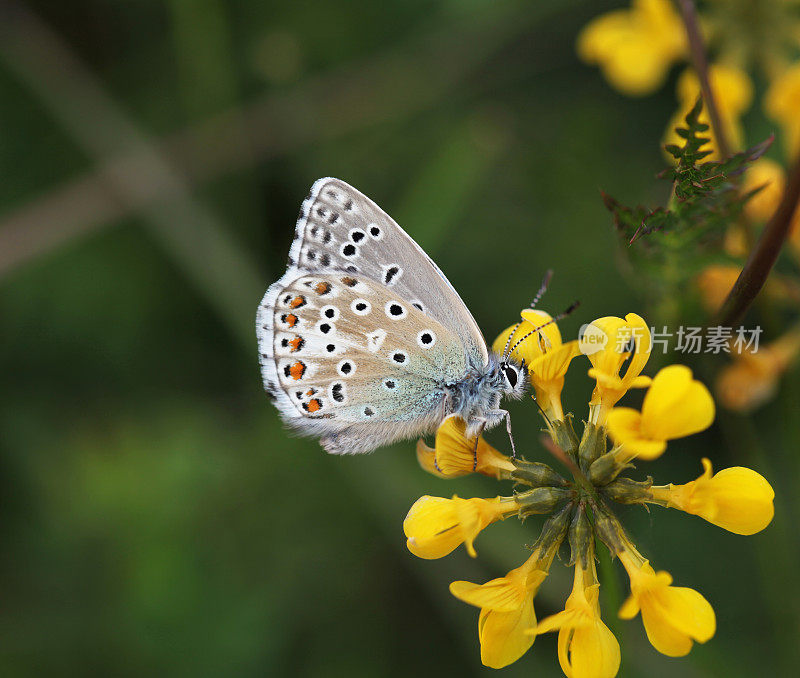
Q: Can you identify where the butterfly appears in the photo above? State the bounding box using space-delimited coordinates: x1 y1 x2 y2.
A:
256 177 528 454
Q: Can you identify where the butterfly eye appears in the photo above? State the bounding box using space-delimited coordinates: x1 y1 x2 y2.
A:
503 365 519 389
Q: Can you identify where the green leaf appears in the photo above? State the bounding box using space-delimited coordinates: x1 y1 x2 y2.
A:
600 97 773 320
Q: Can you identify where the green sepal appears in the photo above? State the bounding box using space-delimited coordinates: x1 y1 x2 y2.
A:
515 486 575 518
602 476 654 505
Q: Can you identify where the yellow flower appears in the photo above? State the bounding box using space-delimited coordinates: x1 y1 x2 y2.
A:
494 310 580 421
765 61 800 158
649 458 775 535
577 0 686 96
696 264 797 313
695 265 742 312
403 495 517 559
416 415 515 480
716 327 800 412
618 552 716 657
584 313 652 425
607 365 715 461
493 309 562 365
741 157 786 222
534 560 620 678
664 64 753 160
450 551 549 668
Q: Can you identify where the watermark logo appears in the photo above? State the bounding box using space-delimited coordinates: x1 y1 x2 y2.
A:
578 323 608 356
575 324 762 356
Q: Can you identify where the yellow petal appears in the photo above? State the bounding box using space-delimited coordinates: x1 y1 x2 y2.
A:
606 407 667 460
606 407 642 440
404 496 468 559
765 62 800 157
697 466 775 535
620 314 652 387
741 158 786 222
696 265 742 312
602 37 675 96
577 11 634 63
534 608 574 635
618 592 640 620
669 458 775 535
715 360 777 413
621 559 716 658
586 316 629 375
493 310 563 368
566 620 621 678
478 597 537 668
432 415 514 479
641 585 715 657
640 365 715 440
403 496 512 559
676 64 753 115
520 309 563 347
531 340 581 382
586 314 652 417
577 0 685 97
415 439 449 479
450 578 527 613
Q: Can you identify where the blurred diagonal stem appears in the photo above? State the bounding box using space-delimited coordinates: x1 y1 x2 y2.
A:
716 155 800 326
677 0 731 160
0 0 262 350
0 0 544 278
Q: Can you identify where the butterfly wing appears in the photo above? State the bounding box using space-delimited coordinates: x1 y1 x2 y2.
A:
286 177 488 365
257 270 471 453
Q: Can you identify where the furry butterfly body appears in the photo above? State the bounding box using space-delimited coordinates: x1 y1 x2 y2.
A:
256 178 526 454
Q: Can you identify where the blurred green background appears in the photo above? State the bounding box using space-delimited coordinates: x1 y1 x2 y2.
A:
1 1 797 676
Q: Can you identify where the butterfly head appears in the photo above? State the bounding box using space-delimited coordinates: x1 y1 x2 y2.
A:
498 358 527 400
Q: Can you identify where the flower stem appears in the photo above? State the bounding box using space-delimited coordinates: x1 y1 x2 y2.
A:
540 434 585 485
716 154 800 326
677 0 731 160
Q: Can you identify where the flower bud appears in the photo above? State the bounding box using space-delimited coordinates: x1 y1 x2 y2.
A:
578 421 607 471
515 487 574 518
588 448 631 486
602 477 654 505
529 502 574 555
592 505 628 557
568 506 593 570
547 414 580 456
511 460 568 488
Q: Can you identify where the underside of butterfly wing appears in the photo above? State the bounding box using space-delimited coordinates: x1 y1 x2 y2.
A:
256 270 471 453
288 177 489 366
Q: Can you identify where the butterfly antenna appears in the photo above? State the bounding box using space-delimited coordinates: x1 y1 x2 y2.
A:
501 323 521 361
530 269 553 310
506 299 581 357
502 269 556 361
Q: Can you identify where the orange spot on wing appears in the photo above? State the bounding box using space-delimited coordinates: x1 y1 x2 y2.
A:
306 389 314 396
341 276 357 287
289 361 306 380
285 314 298 327
315 282 332 295
307 398 322 413
289 336 304 352
290 296 306 309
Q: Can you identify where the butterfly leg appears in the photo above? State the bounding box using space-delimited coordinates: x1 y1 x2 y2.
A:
471 421 487 471
486 408 517 459
504 411 518 459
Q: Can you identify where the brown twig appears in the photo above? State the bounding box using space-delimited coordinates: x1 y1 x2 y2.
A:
540 434 584 483
677 0 731 160
716 155 800 327
0 1 535 278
